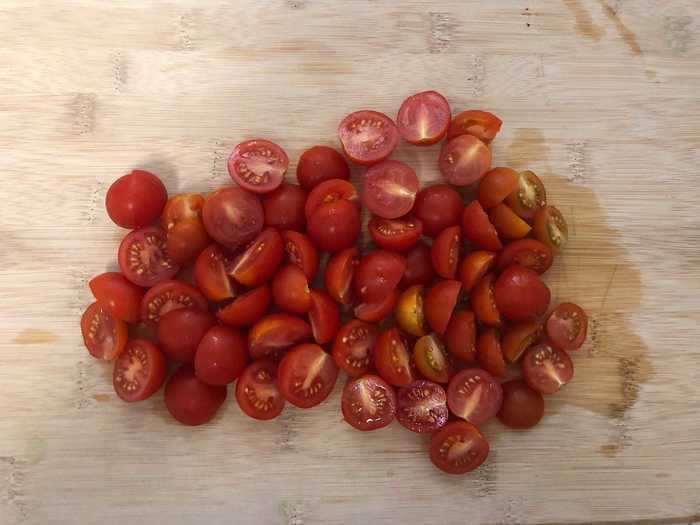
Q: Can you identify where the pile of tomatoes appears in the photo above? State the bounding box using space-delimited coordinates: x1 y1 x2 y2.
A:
81 90 588 475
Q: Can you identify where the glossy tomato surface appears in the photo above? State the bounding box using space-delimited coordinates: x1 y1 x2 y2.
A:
308 290 340 344
498 239 553 274
522 343 574 395
230 227 284 287
477 328 507 377
439 134 491 186
271 264 311 314
112 338 167 402
140 280 207 326
118 227 179 287
489 204 531 240
282 230 319 281
164 367 227 426
216 284 270 327
193 244 236 301
396 90 451 145
395 285 427 337
353 250 406 303
354 289 398 323
342 375 397 431
368 215 422 251
81 302 128 360
332 319 378 377
228 139 288 194
459 250 496 292
413 184 463 237
361 160 419 219
202 187 263 248
278 344 339 408
431 225 462 279
462 201 502 252
445 310 476 363
399 241 435 287
305 179 359 219
502 321 542 363
338 110 399 165
494 265 551 321
248 314 312 361
505 170 547 220
447 110 503 144
195 325 249 386
374 328 416 387
235 359 285 420
396 380 448 433
470 273 501 327
546 303 588 351
157 308 216 363
324 247 359 305
429 421 490 474
478 167 519 209
534 205 569 252
89 272 144 323
106 169 167 229
414 334 454 383
498 380 545 429
161 193 209 265
296 145 350 190
447 368 503 425
262 183 307 231
424 280 461 336
307 199 361 253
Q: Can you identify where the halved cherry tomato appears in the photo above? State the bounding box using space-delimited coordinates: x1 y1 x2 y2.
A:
498 380 544 429
534 205 568 252
202 186 263 248
112 338 167 402
462 201 502 251
414 334 454 383
431 225 462 279
296 145 350 190
498 239 553 274
523 343 574 395
248 314 312 360
166 218 210 265
278 344 339 408
361 160 419 219
489 204 531 240
106 169 167 229
505 170 547 220
396 90 451 145
282 230 319 281
193 244 236 301
478 168 519 209
424 280 461 335
157 308 216 363
307 199 361 253
89 272 144 323
162 193 205 231
368 215 422 251
140 280 207 326
447 110 503 144
81 302 128 360
439 135 492 186
396 380 448 433
228 139 288 194
354 289 398 323
262 183 307 231
502 321 542 363
395 285 427 337
271 264 311 314
324 247 359 305
235 359 285 421
477 328 507 377
494 265 550 321
445 310 476 363
216 284 270 327
413 184 464 237
429 421 490 474
164 367 227 426
459 250 496 292
305 179 359 219
399 241 435 288
546 303 588 351
308 290 340 344
470 273 501 327
337 110 399 165
195 325 249 386
447 368 503 425
118 227 179 287
332 319 378 377
230 227 284 287
342 375 397 431
353 250 406 303
374 328 416 387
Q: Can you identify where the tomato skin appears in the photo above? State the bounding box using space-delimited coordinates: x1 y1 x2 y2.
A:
195 325 249 386
106 169 167 229
296 145 350 190
202 186 264 248
271 264 311 315
308 290 340 344
497 239 553 275
502 321 542 363
262 183 307 231
413 184 464 237
533 205 569 252
81 302 128 361
164 367 227 426
396 380 448 433
546 303 588 351
399 241 435 288
447 368 503 425
140 280 208 326
414 334 455 384
227 139 288 194
478 167 519 209
489 204 531 240
304 179 359 219
157 308 216 364
368 215 422 252
216 284 270 327
282 231 319 281
307 199 361 253
477 328 507 377
470 274 502 327
445 310 476 363
248 314 312 361
374 328 416 387
494 265 551 321
396 90 451 145
162 193 205 231
424 280 461 336
505 170 547 220
230 227 284 287
439 134 492 186
342 375 397 431
395 285 427 337
112 338 167 402
522 343 574 395
431 225 462 279
498 380 544 429
278 344 339 408
332 319 378 377
447 110 503 144
193 244 236 302
353 250 406 303
118 227 180 287
166 218 210 265
429 421 490 475
89 272 144 323
324 247 359 305
361 160 419 219
459 250 496 292
354 289 399 323
462 201 502 251
235 359 285 420
338 110 399 165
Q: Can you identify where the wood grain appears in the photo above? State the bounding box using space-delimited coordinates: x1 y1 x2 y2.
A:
1 1 699 524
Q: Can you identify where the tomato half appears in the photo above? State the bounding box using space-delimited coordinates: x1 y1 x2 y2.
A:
262 182 307 231
112 338 167 402
105 169 167 229
193 244 236 302
118 227 179 287
162 193 205 231
374 328 416 387
395 285 427 337
505 170 547 220
354 289 399 323
502 321 542 363
396 380 448 433
157 308 216 363
296 145 350 190
271 264 311 314
462 201 502 251
332 319 378 377
202 187 264 248
230 227 284 287
396 90 451 145
533 205 569 252
498 380 544 429
162 193 209 265
81 302 128 360
308 290 340 344
477 328 507 377
282 230 319 281
445 310 476 363
216 284 270 327
522 343 574 395
447 110 503 144
478 167 519 209
368 215 422 251
194 325 249 386
304 179 359 219
447 368 503 425
361 160 419 219
424 280 461 336
399 241 435 288
431 225 462 279
307 199 361 253
278 344 339 408
337 110 399 165
414 334 454 384
342 375 397 431
497 239 553 274
459 250 496 292
494 265 550 321
353 250 406 303
248 314 312 360
546 303 588 351
413 184 464 237
429 421 490 475
164 367 227 426
227 139 288 194
324 247 359 305
439 135 491 186
470 273 501 327
235 359 285 420
140 280 207 326
89 272 144 323
489 204 531 240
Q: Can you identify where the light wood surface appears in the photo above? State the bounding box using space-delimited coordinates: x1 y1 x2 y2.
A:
1 1 699 524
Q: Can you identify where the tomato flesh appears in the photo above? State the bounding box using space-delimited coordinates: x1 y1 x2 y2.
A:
296 145 350 190
324 247 359 305
396 90 451 145
424 280 461 335
361 160 419 219
278 344 339 408
478 167 519 209
342 375 397 431
248 314 312 361
282 230 319 281
447 368 503 425
374 328 416 387
498 239 553 274
447 110 503 144
354 288 399 323
308 290 340 344
230 227 284 287
494 265 551 321
89 272 144 323
477 328 507 377
271 264 311 314
462 201 502 252
396 380 448 433
505 170 546 220
164 367 227 426
338 110 399 165
140 280 207 326
498 380 544 429
118 227 179 287
470 273 501 327
429 421 490 475
395 285 427 337
534 205 569 252
431 225 462 279
228 139 288 194
216 284 270 327
106 169 167 229
332 319 378 377
502 321 543 363
439 135 492 186
489 204 531 240
112 338 167 402
193 244 236 301
546 303 588 351
414 334 454 384
368 215 422 252
459 250 496 292
523 343 574 395
81 302 128 360
235 359 285 420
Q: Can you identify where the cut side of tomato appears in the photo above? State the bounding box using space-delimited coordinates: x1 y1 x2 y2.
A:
112 338 167 402
354 288 398 323
477 328 507 377
282 230 319 281
459 250 496 293
342 375 397 431
235 359 285 420
374 328 416 387
118 227 179 287
447 110 503 144
193 244 236 302
546 303 588 351
81 302 128 361
361 160 419 219
424 280 461 336
462 201 502 252
308 290 340 344
429 421 490 475
431 225 462 279
505 170 547 220
447 368 503 425
216 284 270 327
502 321 543 363
228 139 288 194
470 273 501 327
396 90 451 145
248 314 312 361
368 215 422 252
396 380 448 433
498 239 553 274
522 343 574 395
395 285 427 337
324 247 359 305
332 319 378 377
229 227 284 287
338 110 399 165
140 280 207 326
89 272 144 323
489 204 531 240
414 334 455 384
439 135 492 186
278 344 339 408
534 205 568 252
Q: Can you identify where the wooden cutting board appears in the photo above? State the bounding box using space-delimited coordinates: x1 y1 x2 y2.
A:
1 1 699 523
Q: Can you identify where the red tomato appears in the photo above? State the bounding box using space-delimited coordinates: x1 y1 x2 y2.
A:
235 359 285 420
248 314 312 360
337 110 399 165
476 329 506 378
439 135 491 186
494 265 551 321
304 179 359 219
342 375 397 431
414 334 454 384
353 250 406 303
502 321 542 363
162 193 205 230
546 303 588 351
81 302 128 360
478 167 519 209
112 338 167 402
399 241 435 287
459 250 496 292
271 264 311 314
278 344 339 408
164 367 227 426
140 280 207 326
166 218 210 265
533 205 569 252
489 204 531 240
498 380 544 429
308 290 340 344
157 308 216 363
89 272 144 323
227 139 288 194
445 310 476 363
395 285 427 337
296 145 350 190
216 284 270 327
193 244 236 301
462 201 502 251
447 110 503 144
424 280 461 336
413 184 464 237
307 199 361 253
361 160 419 219
324 247 359 305
202 187 264 248
431 225 462 279
118 227 179 287
447 368 503 425
429 421 490 475
470 273 501 327
105 169 167 229
396 90 451 145
374 328 416 387
396 380 448 433
332 319 378 377
498 239 553 274
282 231 319 281
230 227 284 287
522 343 574 395
262 183 307 231
354 288 399 323
368 215 422 251
505 170 547 220
195 325 249 386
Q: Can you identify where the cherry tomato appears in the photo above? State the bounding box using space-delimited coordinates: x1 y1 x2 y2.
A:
105 169 167 229
413 184 464 237
431 225 462 279
429 421 490 475
324 247 359 305
505 170 547 220
523 343 574 395
424 280 461 336
118 227 179 287
216 284 270 327
304 179 359 219
112 338 167 402
470 273 501 327
396 380 448 433
230 227 284 287
157 308 216 363
478 167 519 209
296 145 350 190
337 110 399 165
445 310 476 363
447 110 503 144
195 325 249 386
278 344 339 408
439 135 491 187
307 199 361 253
342 375 397 431
497 239 553 274
354 289 399 323
166 218 210 265
89 272 144 323
494 265 550 321
498 380 544 429
462 201 502 251
502 321 542 363
271 264 311 314
282 231 319 281
414 334 454 384
202 186 263 248
447 368 503 425
262 183 307 231
459 250 496 292
164 367 227 426
162 193 205 230
374 328 416 387
477 328 507 377
193 244 236 301
395 285 427 337
140 280 207 326
533 205 569 252
368 215 422 251
361 160 419 219
546 303 588 351
396 90 451 145
332 319 378 377
308 290 340 344
353 250 406 303
235 359 285 420
489 204 531 240
399 241 435 287
227 139 288 194
248 314 312 360
81 302 128 360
